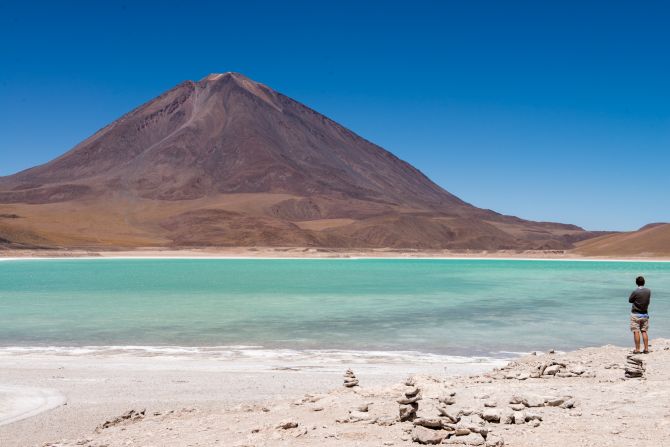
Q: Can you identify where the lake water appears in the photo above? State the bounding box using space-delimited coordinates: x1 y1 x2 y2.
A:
0 258 667 358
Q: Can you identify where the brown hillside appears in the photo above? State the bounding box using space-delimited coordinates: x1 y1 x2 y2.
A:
574 223 670 257
0 73 597 250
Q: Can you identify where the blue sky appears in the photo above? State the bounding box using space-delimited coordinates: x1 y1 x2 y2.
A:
1 1 668 231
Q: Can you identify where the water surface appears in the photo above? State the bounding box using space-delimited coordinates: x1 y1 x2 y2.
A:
0 259 667 357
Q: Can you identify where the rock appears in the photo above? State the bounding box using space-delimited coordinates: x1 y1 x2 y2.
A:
530 420 541 428
524 395 546 408
543 365 561 375
437 406 460 423
95 409 146 432
560 398 576 409
458 408 474 416
513 412 526 424
348 410 372 422
411 426 447 445
509 404 525 411
397 395 421 404
399 403 418 422
517 372 530 380
405 377 416 386
509 395 524 405
375 416 397 426
484 401 497 408
480 409 501 423
413 418 444 429
343 369 360 387
454 428 471 436
276 420 299 429
548 349 555 354
444 433 485 445
485 434 505 446
439 395 456 405
546 397 567 407
356 403 369 412
556 372 575 378
310 405 324 412
501 409 515 424
569 365 587 375
405 387 420 397
525 411 542 421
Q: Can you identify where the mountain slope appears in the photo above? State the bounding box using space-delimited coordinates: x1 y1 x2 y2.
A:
0 73 596 250
574 223 670 257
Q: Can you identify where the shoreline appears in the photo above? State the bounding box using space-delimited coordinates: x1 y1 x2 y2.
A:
1 339 668 446
2 251 670 262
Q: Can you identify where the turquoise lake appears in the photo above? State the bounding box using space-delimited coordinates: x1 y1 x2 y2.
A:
0 259 667 357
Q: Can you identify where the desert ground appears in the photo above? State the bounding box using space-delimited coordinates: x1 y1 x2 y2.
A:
1 340 669 447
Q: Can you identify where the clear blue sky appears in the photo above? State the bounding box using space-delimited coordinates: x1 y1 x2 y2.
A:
1 1 668 231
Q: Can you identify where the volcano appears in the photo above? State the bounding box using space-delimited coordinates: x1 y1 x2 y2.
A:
0 73 595 250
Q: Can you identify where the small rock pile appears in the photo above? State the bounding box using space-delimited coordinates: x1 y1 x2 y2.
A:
530 360 590 378
398 377 421 422
95 408 145 433
343 368 359 388
624 354 645 378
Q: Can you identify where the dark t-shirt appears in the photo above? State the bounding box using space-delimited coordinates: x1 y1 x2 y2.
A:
629 287 651 314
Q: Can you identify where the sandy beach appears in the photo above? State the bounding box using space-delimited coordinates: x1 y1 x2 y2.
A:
1 340 669 447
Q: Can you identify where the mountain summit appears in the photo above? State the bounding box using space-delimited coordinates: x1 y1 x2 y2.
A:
0 73 594 249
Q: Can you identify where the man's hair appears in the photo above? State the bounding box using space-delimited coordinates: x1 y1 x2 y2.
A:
636 276 645 286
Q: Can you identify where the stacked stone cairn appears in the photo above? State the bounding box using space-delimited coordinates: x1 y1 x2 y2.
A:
398 377 421 422
624 354 645 378
343 368 359 388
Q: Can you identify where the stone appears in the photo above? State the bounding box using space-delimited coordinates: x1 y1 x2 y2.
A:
413 418 444 429
509 395 524 405
276 420 299 429
411 426 447 445
560 398 576 409
96 409 146 432
485 434 505 446
509 404 525 411
444 433 485 445
343 369 359 387
569 365 587 375
437 406 460 423
513 412 526 424
356 403 369 412
530 420 541 428
480 409 501 423
524 395 546 408
439 395 456 405
454 428 471 436
348 410 372 422
399 403 418 422
484 401 497 408
525 411 542 421
501 409 515 424
458 408 474 416
517 372 530 380
405 387 420 397
543 365 561 375
397 395 421 404
546 397 567 407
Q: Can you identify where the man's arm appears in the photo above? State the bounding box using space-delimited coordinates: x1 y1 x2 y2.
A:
629 291 636 303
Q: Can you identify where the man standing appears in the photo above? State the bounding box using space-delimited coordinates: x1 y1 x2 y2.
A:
629 276 651 354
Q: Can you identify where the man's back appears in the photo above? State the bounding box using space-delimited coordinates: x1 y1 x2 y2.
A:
629 287 651 314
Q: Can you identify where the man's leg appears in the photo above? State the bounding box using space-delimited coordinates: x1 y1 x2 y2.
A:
642 331 649 352
633 330 641 352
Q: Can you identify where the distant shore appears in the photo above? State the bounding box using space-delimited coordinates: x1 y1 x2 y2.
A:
1 247 669 261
